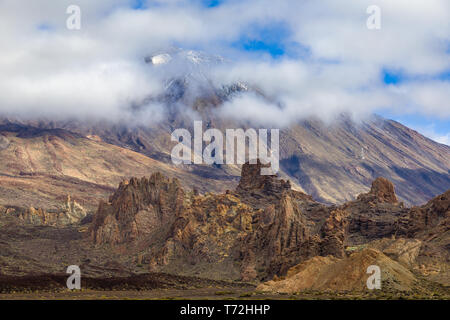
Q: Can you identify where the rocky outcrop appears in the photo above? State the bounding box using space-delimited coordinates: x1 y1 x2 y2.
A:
357 177 398 204
0 135 9 150
401 190 449 239
236 160 291 197
238 191 314 280
320 209 348 258
344 177 408 244
90 162 353 281
90 173 184 245
88 165 450 283
1 195 88 226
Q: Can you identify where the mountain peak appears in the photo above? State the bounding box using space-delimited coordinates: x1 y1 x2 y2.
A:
144 48 225 68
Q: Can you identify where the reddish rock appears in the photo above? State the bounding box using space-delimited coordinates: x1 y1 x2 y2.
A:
320 209 348 258
357 177 398 204
90 173 184 245
236 160 291 197
89 164 449 283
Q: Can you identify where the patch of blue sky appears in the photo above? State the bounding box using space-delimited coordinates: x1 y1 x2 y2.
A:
132 0 224 10
131 0 146 10
382 69 404 85
382 68 450 85
203 0 223 7
37 23 53 31
379 111 450 144
232 22 301 59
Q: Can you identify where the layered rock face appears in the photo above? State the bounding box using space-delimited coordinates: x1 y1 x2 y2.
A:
402 190 449 239
344 178 408 244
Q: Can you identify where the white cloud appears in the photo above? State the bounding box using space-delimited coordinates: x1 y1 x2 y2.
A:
0 0 448 129
407 124 450 146
434 134 450 146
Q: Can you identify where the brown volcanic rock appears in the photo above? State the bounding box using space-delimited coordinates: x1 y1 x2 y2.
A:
88 164 449 283
236 160 291 197
357 177 398 204
403 190 449 239
0 124 235 212
397 190 449 281
89 162 346 281
90 173 185 245
161 163 343 281
147 192 258 279
344 177 408 244
320 209 348 258
0 195 88 227
343 183 449 286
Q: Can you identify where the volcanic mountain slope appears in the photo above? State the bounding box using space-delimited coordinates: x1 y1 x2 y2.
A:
0 122 236 212
5 115 449 208
4 54 449 206
279 115 450 205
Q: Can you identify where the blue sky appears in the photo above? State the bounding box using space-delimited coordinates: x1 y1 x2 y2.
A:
379 69 450 144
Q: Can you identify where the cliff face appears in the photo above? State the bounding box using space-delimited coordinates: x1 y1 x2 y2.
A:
403 190 449 239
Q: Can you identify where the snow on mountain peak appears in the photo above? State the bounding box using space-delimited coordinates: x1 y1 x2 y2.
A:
149 53 172 65
143 48 250 103
145 48 224 68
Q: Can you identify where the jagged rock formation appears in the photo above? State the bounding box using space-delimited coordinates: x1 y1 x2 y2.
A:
0 195 88 226
400 190 449 239
236 160 291 196
0 123 236 212
88 160 449 285
1 157 448 291
320 209 348 258
343 179 408 244
357 177 399 204
90 162 351 281
91 173 184 245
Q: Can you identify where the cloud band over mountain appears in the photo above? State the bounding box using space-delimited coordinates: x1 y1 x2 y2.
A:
0 0 449 138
